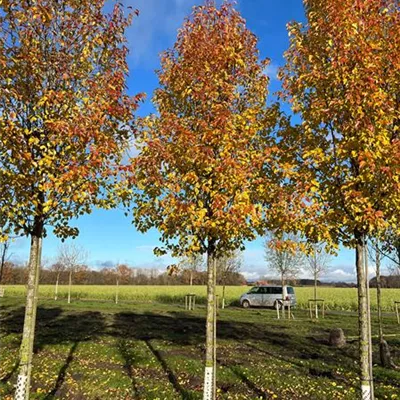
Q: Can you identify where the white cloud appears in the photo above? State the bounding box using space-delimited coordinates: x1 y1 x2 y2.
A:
123 0 198 68
135 245 156 251
241 271 260 280
123 0 229 68
331 269 353 278
264 63 280 81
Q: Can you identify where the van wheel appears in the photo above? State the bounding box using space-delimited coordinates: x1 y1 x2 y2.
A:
242 300 250 309
274 300 283 310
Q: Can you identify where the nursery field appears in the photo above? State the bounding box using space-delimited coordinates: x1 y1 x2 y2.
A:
0 297 400 399
2 284 400 311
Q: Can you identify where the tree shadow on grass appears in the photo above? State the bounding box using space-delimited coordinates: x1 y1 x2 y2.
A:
0 362 19 384
111 311 293 398
0 306 63 337
116 338 141 398
36 310 106 398
0 306 106 398
0 306 369 398
110 310 373 398
43 341 78 400
144 339 194 398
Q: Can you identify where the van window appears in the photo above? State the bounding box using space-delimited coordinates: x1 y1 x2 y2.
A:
248 287 261 294
271 287 282 295
263 287 272 294
287 287 294 294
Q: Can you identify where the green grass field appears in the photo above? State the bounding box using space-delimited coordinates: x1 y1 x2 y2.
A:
3 284 400 311
1 296 399 399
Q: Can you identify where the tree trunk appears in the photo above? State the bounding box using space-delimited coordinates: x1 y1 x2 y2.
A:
27 237 42 394
213 257 217 400
190 270 193 286
54 273 60 301
355 233 373 400
376 242 384 356
281 273 285 319
314 272 318 319
14 222 43 400
115 277 119 305
203 242 216 400
363 240 374 399
222 283 226 309
68 270 72 304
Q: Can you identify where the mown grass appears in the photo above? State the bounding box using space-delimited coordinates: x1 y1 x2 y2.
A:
0 296 400 399
3 284 400 311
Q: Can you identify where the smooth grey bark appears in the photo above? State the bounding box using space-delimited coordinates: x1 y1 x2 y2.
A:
115 277 119 304
27 237 42 396
203 241 216 400
213 257 217 399
14 220 43 400
364 241 374 399
355 233 373 400
190 270 193 286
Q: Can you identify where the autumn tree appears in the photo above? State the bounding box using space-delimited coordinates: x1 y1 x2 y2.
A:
116 264 132 284
0 238 12 284
216 250 242 309
130 2 281 397
179 254 205 286
264 233 303 297
49 262 65 300
382 232 400 275
0 1 140 398
279 1 400 397
305 243 331 301
57 243 88 304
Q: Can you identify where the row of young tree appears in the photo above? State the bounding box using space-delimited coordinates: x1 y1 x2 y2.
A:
265 233 400 295
0 0 399 399
2 234 399 290
0 240 245 287
0 258 246 287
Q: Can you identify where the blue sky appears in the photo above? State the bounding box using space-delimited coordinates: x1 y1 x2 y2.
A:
9 0 388 281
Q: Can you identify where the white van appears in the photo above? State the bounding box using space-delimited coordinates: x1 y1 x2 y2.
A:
239 285 296 309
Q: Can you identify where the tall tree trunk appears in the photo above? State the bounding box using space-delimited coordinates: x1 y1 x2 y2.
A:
376 242 384 358
27 238 42 395
355 233 373 400
68 270 72 304
222 282 226 309
14 220 43 400
203 241 216 400
364 240 374 399
213 257 217 400
281 272 285 318
190 270 193 286
54 273 60 301
314 271 318 319
115 277 119 305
